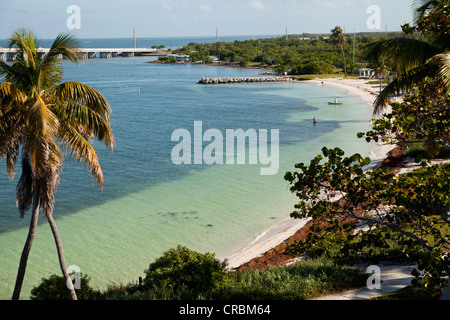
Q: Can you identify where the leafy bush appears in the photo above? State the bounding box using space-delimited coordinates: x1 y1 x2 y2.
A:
158 56 177 64
30 273 98 300
285 146 450 295
143 245 229 293
290 60 335 75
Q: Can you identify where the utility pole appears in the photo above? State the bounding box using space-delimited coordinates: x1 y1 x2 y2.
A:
216 28 219 43
353 28 356 62
286 26 288 40
133 26 136 49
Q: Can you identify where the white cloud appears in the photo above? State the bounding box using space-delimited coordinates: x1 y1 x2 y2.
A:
248 1 264 11
198 4 213 12
161 4 173 11
323 1 339 10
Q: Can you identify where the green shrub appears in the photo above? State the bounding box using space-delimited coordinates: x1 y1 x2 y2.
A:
143 245 229 293
158 56 177 64
30 273 99 300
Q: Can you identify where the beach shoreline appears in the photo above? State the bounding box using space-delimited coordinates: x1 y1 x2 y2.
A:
221 77 398 271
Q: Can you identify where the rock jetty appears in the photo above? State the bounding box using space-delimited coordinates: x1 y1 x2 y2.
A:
198 76 295 84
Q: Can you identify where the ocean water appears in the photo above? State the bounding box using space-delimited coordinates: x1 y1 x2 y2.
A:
0 55 375 299
0 35 277 49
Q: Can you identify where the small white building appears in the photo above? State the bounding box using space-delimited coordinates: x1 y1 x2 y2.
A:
358 68 375 78
167 54 192 62
209 55 220 63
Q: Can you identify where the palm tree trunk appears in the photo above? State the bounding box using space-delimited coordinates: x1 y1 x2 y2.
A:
341 45 348 77
46 214 78 300
12 192 40 300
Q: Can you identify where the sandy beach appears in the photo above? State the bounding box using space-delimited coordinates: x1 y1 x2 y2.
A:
221 77 398 270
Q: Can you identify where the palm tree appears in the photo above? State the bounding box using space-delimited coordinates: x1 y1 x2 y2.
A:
330 26 348 77
375 59 390 93
364 0 450 113
0 29 114 300
412 0 441 20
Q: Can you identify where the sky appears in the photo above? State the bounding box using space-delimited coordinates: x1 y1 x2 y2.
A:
0 0 416 39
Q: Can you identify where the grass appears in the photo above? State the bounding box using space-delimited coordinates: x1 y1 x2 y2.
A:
371 285 441 300
94 258 367 300
406 143 450 160
365 80 390 85
225 259 367 300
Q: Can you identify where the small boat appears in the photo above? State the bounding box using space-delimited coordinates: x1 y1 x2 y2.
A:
328 98 342 105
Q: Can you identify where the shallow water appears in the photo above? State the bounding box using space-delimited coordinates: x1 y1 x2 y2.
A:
0 57 374 298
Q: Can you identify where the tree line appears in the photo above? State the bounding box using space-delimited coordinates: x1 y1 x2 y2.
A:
175 31 407 75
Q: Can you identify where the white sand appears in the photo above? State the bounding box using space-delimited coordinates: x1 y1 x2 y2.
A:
221 77 399 270
310 78 382 104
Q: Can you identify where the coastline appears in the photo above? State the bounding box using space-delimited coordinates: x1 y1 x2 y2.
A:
221 77 399 271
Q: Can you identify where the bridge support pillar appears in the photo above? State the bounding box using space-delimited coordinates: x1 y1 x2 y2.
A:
100 52 112 58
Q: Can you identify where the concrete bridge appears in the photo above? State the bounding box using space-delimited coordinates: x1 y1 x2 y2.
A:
0 47 163 62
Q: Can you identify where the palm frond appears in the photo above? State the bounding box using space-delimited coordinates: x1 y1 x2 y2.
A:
0 60 13 81
43 33 79 64
55 101 115 149
429 52 450 85
28 94 60 139
373 62 440 113
0 113 23 160
58 122 104 188
412 0 441 21
51 81 113 124
16 155 33 218
23 96 60 179
0 82 27 104
8 29 39 68
0 84 26 165
6 146 19 181
37 33 80 90
363 38 440 74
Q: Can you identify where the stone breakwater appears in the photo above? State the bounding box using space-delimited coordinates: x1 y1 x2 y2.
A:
198 76 295 84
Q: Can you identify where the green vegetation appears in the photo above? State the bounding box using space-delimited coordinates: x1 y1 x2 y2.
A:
366 80 390 85
284 1 450 299
175 32 405 75
225 259 366 300
31 273 98 300
406 143 450 160
158 56 178 64
372 285 440 300
29 248 367 300
0 29 114 300
364 0 450 111
361 77 449 159
330 26 348 77
142 245 229 293
3 0 449 302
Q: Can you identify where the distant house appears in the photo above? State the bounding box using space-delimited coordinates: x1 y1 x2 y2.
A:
209 55 220 63
358 68 375 78
167 54 192 63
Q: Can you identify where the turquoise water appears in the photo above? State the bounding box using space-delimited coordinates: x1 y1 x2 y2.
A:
0 57 374 299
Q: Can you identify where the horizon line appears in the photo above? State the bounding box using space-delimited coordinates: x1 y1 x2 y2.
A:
0 29 403 41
